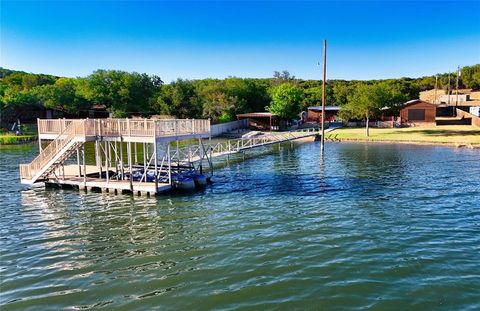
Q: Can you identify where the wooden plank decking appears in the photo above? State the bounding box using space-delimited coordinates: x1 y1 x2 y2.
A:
47 165 170 195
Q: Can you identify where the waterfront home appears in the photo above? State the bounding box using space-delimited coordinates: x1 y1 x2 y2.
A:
236 112 286 131
399 99 436 126
306 106 340 123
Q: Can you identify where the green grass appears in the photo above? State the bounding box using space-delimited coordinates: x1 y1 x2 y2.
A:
0 123 38 145
327 126 480 146
0 135 36 145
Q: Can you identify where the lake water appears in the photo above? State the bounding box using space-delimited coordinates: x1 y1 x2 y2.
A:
1 142 479 310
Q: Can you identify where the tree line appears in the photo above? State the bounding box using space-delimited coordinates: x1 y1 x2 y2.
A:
1 65 479 126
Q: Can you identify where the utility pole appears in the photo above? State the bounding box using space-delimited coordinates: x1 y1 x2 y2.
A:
455 65 460 107
447 73 451 106
434 75 438 105
321 39 327 153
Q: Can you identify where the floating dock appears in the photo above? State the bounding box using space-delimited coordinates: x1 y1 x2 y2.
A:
20 118 318 195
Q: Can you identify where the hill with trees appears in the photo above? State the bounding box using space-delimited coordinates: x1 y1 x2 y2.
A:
1 65 479 126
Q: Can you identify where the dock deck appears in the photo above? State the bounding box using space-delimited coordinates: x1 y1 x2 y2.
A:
37 118 211 142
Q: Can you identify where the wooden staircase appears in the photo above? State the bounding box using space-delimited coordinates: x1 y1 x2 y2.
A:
19 120 89 184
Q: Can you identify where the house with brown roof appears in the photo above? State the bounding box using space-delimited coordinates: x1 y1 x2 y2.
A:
399 99 436 126
236 112 286 131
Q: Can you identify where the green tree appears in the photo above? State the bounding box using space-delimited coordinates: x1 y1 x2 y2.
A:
272 70 296 86
0 88 41 124
332 82 354 106
224 77 270 114
461 64 480 90
196 80 239 122
377 80 409 115
415 76 437 91
267 83 303 119
192 77 270 122
302 85 334 110
0 71 57 91
78 70 162 117
154 79 201 118
342 83 390 136
33 78 88 114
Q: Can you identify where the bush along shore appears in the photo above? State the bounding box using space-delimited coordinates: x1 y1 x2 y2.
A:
0 134 37 145
0 123 38 145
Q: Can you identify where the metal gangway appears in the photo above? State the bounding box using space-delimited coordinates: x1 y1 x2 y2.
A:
166 128 319 175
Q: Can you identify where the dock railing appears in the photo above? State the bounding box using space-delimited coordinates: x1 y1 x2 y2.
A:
37 118 211 138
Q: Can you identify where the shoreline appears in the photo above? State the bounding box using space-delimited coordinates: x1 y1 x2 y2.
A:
0 136 37 146
324 137 480 149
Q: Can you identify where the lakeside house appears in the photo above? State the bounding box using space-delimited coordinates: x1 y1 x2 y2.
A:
396 99 480 127
399 99 437 126
236 112 286 131
305 106 341 123
420 88 480 117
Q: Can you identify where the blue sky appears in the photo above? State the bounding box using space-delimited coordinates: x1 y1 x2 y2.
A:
1 1 479 82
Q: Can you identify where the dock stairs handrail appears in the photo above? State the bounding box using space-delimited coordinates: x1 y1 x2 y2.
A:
19 120 89 182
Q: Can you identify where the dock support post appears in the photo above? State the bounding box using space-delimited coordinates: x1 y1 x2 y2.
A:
38 118 43 152
198 138 203 174
120 140 124 180
143 143 147 173
134 142 138 164
154 139 158 192
95 140 102 178
105 141 110 184
114 141 119 175
167 144 172 185
128 141 133 191
76 147 81 177
82 144 87 187
176 140 180 169
207 141 213 177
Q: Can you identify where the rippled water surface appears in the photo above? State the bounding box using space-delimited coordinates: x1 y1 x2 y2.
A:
1 142 480 310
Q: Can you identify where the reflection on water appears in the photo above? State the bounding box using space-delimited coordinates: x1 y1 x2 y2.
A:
1 142 480 310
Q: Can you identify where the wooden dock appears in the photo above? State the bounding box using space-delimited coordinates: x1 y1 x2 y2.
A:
44 164 171 196
20 118 318 195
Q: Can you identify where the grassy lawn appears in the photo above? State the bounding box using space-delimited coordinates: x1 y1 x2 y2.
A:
0 135 37 145
0 123 38 145
327 125 480 146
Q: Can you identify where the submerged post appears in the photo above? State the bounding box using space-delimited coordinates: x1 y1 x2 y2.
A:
321 39 327 154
